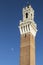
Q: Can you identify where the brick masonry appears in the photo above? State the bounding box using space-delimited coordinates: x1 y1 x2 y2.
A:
20 33 35 65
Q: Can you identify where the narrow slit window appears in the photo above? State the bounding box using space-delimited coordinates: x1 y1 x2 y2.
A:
24 26 25 32
21 27 23 32
26 13 28 18
31 14 32 20
31 14 32 16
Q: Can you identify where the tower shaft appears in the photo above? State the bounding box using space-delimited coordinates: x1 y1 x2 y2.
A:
20 33 35 65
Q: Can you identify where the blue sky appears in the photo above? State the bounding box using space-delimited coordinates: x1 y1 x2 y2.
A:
0 0 43 65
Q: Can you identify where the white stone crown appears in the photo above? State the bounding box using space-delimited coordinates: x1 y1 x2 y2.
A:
19 5 37 37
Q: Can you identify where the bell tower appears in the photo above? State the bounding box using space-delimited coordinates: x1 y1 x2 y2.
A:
19 5 37 65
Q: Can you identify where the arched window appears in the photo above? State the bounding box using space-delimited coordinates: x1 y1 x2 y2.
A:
26 13 28 18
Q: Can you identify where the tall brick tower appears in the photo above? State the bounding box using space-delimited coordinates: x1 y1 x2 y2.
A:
19 5 37 65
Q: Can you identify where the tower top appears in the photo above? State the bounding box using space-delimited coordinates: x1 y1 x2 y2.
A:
22 5 34 21
19 5 37 37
